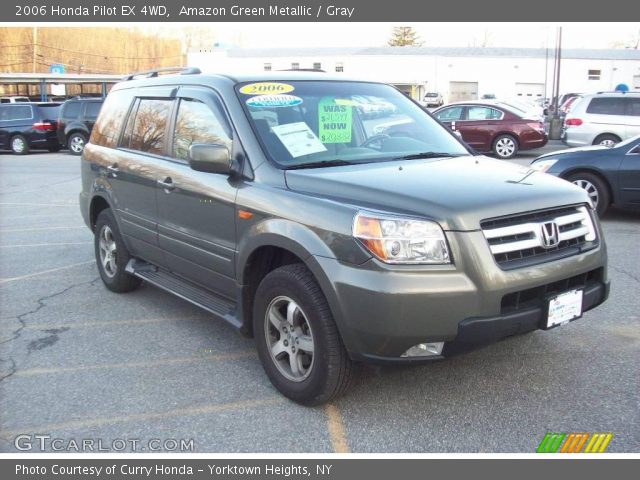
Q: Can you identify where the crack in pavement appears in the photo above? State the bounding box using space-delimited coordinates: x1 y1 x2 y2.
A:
0 277 101 384
610 265 640 285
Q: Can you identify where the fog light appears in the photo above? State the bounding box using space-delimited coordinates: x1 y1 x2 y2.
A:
401 342 444 357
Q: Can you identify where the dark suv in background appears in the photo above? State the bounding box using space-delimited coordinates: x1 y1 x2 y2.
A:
57 98 103 155
0 103 61 154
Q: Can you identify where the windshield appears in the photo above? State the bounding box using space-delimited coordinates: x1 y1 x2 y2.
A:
236 81 469 168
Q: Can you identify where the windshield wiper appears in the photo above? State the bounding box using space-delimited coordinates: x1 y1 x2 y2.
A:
287 159 353 170
393 152 463 161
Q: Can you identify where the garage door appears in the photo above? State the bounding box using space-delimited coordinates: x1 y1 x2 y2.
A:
449 82 478 103
515 82 545 98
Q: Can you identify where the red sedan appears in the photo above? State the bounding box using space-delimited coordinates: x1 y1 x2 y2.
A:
433 101 548 159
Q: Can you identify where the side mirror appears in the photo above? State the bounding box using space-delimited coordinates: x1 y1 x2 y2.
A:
188 144 231 174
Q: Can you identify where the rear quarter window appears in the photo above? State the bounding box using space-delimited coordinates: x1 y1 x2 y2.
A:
38 105 61 121
62 102 82 119
586 97 626 116
8 105 33 121
90 89 134 148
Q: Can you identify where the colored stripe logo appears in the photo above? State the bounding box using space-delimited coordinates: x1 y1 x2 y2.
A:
537 432 612 453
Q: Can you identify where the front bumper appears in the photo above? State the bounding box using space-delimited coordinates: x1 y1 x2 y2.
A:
311 229 608 364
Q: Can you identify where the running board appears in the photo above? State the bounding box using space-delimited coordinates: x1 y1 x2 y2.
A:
125 259 241 329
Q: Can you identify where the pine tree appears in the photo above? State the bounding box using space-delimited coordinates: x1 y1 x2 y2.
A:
388 27 423 47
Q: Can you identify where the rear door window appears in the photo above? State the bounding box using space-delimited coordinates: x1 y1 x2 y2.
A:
467 106 503 120
125 98 173 155
586 97 626 116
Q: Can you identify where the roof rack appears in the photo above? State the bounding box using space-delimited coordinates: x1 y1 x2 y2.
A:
123 67 201 81
277 68 326 73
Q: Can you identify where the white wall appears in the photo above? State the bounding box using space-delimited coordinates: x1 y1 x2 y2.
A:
188 50 640 102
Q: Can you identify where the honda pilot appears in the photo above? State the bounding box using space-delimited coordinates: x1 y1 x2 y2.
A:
80 68 609 405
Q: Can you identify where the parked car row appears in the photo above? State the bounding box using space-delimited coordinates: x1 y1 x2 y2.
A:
0 97 103 155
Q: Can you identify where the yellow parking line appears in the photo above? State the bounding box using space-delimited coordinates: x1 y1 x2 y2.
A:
0 226 86 232
0 260 94 284
0 202 77 207
15 315 207 330
0 397 283 437
14 350 256 377
0 242 92 248
324 403 349 453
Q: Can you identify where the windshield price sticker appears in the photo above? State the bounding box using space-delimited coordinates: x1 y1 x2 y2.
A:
271 122 327 158
239 82 295 95
319 97 353 143
246 94 303 108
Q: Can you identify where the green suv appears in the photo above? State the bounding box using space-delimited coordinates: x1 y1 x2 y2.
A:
79 68 609 405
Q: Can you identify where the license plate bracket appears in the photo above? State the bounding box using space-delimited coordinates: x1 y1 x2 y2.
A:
545 289 584 329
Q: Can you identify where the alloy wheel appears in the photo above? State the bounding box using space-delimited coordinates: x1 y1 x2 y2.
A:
495 137 516 158
70 136 85 153
98 225 118 278
11 137 26 153
572 179 599 208
264 295 315 382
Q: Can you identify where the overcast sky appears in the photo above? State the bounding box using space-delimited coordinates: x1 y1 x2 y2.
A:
163 23 640 50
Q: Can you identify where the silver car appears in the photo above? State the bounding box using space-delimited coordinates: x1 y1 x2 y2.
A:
563 92 640 147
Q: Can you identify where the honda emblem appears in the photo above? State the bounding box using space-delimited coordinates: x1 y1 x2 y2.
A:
540 221 560 248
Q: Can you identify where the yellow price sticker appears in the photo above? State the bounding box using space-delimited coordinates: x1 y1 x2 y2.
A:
239 82 295 95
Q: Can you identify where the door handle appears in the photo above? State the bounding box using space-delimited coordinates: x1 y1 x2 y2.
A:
157 177 176 191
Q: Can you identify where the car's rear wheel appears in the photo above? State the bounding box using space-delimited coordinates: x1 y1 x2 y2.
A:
566 172 610 216
253 264 354 405
94 209 142 293
10 135 29 155
593 134 620 148
68 133 87 155
492 134 518 159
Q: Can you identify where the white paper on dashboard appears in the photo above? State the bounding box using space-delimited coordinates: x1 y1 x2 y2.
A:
271 122 327 158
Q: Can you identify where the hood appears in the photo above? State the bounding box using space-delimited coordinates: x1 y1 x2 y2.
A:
285 156 590 231
536 144 608 160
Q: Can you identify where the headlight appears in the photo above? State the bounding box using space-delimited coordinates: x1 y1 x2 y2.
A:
353 212 450 264
531 159 558 172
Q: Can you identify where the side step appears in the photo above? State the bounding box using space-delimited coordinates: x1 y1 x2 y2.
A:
126 259 241 329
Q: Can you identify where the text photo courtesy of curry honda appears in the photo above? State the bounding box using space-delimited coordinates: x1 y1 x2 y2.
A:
0 19 639 459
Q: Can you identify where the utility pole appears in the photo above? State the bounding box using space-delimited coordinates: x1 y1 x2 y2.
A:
549 27 564 140
32 27 38 73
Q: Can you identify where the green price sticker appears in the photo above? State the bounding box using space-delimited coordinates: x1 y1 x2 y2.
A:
318 97 352 144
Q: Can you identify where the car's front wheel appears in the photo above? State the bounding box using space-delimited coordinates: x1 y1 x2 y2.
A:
566 172 610 216
68 133 87 155
253 264 354 405
492 134 518 159
94 209 142 292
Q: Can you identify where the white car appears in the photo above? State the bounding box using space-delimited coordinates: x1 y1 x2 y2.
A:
0 96 30 104
563 93 640 147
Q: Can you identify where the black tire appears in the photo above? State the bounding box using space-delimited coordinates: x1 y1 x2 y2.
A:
492 134 519 159
566 172 611 217
68 132 87 155
48 145 61 153
254 264 354 405
10 135 29 155
593 134 620 148
94 209 142 293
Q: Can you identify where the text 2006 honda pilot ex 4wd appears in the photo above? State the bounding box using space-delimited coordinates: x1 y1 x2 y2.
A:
80 68 609 405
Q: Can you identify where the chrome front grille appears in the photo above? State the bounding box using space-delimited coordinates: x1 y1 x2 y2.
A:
481 205 598 269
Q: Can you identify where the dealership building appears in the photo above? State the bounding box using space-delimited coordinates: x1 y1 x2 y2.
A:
189 46 640 102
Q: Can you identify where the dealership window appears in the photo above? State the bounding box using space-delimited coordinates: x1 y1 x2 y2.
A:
313 62 322 70
588 69 601 81
291 62 299 70
335 62 344 73
263 63 271 71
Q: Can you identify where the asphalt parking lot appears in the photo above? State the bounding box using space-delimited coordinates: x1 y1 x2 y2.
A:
0 146 638 453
